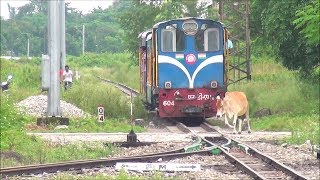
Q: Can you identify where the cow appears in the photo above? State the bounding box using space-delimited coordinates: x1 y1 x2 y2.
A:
216 91 251 134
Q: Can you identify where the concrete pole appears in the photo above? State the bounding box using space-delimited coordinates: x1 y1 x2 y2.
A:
60 0 66 70
47 9 51 56
47 0 62 116
82 24 85 54
245 0 251 80
27 38 30 58
219 0 223 21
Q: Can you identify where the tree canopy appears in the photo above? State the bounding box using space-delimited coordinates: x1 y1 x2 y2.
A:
1 0 319 79
251 0 319 79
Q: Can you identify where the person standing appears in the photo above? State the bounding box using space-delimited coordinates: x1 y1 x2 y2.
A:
63 65 73 90
227 32 233 54
227 38 233 53
59 68 63 83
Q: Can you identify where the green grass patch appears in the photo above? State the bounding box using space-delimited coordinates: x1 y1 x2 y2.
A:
1 134 117 167
61 65 146 120
1 59 40 102
228 59 319 144
0 97 121 168
1 55 147 168
52 169 177 180
251 114 320 144
1 52 319 170
27 117 144 133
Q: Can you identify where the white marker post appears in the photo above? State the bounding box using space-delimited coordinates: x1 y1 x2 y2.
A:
97 105 104 122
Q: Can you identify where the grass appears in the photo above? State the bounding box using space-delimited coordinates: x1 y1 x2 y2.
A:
228 58 320 145
1 134 118 167
0 59 40 102
61 66 146 120
27 118 144 133
251 114 319 144
52 169 177 180
0 57 146 169
1 51 319 173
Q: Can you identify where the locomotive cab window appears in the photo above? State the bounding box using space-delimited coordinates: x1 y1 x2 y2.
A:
196 27 220 52
205 28 219 51
146 33 152 55
161 24 185 52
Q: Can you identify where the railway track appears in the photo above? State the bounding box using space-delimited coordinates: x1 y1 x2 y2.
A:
1 121 308 179
0 149 211 178
96 76 139 97
175 121 307 180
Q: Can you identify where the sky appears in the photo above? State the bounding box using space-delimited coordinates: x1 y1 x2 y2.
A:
1 0 115 19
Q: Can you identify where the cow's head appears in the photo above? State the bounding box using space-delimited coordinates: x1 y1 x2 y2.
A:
215 95 225 118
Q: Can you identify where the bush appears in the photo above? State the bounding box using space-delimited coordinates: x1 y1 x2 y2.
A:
68 52 132 68
230 61 319 116
1 59 40 102
0 97 31 135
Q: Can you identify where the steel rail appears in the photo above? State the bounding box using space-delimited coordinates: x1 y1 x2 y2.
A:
175 120 307 179
176 121 267 179
201 122 307 180
96 76 139 97
0 149 209 178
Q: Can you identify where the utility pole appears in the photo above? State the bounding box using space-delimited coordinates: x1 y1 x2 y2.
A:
219 0 224 21
82 24 85 54
47 0 62 117
27 38 30 58
245 0 251 80
22 33 30 58
38 0 68 126
60 0 66 69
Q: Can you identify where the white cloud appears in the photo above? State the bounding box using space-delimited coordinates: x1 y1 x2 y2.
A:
1 0 114 20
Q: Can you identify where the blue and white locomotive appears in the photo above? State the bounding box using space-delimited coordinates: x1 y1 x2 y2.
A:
138 17 229 119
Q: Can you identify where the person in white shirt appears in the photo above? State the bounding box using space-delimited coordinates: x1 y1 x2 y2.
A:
227 32 233 54
227 38 233 50
63 65 73 90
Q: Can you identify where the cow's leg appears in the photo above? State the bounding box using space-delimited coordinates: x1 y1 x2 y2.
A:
224 114 233 128
246 108 251 133
232 115 237 134
246 118 251 133
238 118 243 134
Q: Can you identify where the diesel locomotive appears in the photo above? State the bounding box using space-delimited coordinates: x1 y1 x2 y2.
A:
138 17 229 119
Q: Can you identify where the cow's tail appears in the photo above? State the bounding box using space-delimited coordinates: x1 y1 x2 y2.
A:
246 104 249 120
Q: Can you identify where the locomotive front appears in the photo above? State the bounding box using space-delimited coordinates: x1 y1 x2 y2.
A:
139 18 227 119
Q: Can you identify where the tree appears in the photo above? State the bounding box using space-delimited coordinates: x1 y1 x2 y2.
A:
0 33 8 55
250 0 319 79
7 4 17 20
155 0 207 22
293 0 320 46
118 0 160 58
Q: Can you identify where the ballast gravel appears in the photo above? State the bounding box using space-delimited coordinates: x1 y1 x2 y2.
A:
14 95 319 179
29 133 319 180
15 94 90 118
245 141 320 180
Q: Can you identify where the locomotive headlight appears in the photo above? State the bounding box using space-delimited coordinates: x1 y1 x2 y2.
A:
164 81 172 89
210 81 218 88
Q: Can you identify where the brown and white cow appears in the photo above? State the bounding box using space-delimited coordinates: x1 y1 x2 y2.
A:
216 91 251 134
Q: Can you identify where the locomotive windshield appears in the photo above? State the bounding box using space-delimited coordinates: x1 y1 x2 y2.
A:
161 24 185 52
160 22 220 53
195 24 220 52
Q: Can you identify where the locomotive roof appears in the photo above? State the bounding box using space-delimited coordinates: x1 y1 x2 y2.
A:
152 17 222 28
138 30 151 38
